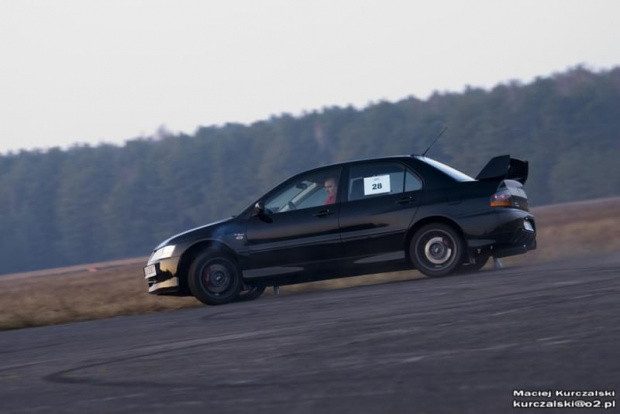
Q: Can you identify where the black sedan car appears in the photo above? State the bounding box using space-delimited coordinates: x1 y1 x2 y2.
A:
144 154 536 305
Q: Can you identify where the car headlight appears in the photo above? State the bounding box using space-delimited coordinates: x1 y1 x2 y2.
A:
148 245 176 263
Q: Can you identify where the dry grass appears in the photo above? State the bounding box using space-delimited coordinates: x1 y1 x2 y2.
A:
0 265 200 330
1 197 619 331
503 197 620 265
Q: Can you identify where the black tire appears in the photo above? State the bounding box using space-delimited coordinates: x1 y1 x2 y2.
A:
235 285 266 302
410 223 464 277
457 252 490 274
188 250 243 305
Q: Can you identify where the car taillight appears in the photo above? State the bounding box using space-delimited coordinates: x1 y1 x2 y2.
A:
490 189 512 207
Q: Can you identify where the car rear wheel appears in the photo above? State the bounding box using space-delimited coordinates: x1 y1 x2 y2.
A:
235 285 266 302
410 223 464 277
188 250 242 305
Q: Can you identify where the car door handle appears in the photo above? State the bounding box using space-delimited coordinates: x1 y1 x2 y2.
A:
313 209 333 217
396 196 416 205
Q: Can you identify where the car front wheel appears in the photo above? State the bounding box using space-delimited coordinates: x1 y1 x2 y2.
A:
410 223 464 277
188 250 242 305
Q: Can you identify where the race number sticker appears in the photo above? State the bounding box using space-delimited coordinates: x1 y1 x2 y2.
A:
363 175 391 195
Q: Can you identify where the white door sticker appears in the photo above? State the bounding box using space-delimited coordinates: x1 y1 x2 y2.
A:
363 175 391 195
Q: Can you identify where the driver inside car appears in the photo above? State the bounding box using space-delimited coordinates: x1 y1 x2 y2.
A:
324 177 337 205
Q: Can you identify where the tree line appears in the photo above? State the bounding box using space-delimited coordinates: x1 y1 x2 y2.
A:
1 66 618 274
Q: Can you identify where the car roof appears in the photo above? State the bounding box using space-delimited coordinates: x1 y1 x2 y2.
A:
306 154 416 172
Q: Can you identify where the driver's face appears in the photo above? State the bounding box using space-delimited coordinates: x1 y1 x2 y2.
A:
325 178 337 196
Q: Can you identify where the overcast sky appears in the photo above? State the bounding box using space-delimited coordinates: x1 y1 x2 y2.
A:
0 0 618 154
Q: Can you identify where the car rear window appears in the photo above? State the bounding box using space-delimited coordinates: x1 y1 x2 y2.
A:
416 156 475 182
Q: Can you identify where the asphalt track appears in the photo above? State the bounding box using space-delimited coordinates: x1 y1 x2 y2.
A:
1 255 619 414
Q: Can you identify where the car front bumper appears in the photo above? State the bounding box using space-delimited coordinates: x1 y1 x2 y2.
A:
144 256 181 294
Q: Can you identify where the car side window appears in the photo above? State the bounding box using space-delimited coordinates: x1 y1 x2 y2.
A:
264 168 342 214
405 170 423 192
348 163 420 201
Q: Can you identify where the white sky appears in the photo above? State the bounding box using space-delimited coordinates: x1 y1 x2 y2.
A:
0 0 619 154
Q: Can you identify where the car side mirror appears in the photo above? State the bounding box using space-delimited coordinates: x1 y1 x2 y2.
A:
253 201 273 223
253 201 265 216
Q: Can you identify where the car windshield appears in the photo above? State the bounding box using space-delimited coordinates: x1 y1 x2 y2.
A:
416 156 475 182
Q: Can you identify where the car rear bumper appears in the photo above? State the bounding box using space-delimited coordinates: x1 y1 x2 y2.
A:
144 256 181 295
466 208 536 258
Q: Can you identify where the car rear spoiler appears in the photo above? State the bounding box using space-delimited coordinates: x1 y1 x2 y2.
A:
475 155 528 184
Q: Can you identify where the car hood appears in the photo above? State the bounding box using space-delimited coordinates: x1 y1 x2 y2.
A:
153 217 236 251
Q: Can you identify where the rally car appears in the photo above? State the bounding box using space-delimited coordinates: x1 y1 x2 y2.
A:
144 154 536 305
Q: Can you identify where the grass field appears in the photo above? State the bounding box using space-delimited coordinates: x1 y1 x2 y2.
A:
1 197 618 331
